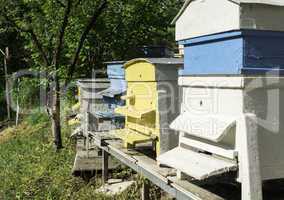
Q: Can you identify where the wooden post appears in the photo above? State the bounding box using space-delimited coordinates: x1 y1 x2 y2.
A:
102 149 109 184
141 180 150 200
1 47 11 121
238 114 263 200
15 78 20 126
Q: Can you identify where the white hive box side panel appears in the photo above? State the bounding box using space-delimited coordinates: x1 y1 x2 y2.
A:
242 77 284 180
175 0 284 41
240 4 284 31
179 77 244 117
175 0 240 41
157 81 180 155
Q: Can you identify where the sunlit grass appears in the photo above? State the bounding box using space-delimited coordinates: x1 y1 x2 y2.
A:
0 112 148 200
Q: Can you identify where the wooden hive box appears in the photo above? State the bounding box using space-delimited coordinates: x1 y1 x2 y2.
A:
73 79 119 173
77 79 111 132
112 58 183 156
98 61 127 129
180 30 284 75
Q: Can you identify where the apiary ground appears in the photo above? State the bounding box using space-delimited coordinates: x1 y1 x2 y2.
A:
0 113 284 200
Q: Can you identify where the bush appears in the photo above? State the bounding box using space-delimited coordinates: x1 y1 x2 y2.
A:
12 77 41 113
24 110 49 126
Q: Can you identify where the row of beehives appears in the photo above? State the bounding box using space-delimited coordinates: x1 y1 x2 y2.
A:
77 1 284 199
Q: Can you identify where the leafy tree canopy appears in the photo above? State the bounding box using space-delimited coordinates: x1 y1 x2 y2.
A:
0 0 183 78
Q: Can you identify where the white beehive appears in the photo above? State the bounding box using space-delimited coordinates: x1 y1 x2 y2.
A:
158 1 284 199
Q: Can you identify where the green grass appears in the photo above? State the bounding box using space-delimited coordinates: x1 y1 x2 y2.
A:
0 110 164 200
0 112 147 200
0 118 77 200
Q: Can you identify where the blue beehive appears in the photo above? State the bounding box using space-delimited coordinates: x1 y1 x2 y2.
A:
98 61 126 129
180 30 284 75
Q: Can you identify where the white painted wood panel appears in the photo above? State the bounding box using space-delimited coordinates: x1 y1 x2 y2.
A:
175 76 284 182
157 147 237 180
243 77 284 180
170 112 236 142
175 0 284 40
181 87 243 115
179 76 245 88
236 114 263 200
180 136 237 159
175 0 240 41
233 0 284 6
240 4 284 31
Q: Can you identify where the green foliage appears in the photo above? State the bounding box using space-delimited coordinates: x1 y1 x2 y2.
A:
0 0 183 77
0 115 163 200
76 0 183 74
12 77 41 111
0 24 29 74
63 81 78 105
0 0 183 121
0 14 29 120
24 110 49 126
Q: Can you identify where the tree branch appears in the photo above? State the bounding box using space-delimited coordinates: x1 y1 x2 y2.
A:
0 49 5 57
49 0 72 120
65 0 108 84
29 29 51 66
53 0 72 68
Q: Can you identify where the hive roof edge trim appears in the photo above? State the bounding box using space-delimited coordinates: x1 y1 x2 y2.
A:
171 0 284 25
104 61 125 64
124 58 184 68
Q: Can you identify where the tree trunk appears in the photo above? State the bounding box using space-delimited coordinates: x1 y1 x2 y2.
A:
51 76 63 150
50 0 72 150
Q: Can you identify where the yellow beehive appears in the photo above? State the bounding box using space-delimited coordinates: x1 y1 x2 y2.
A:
112 58 183 156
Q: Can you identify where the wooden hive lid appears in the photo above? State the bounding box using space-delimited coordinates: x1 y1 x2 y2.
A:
124 58 183 68
124 58 183 82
